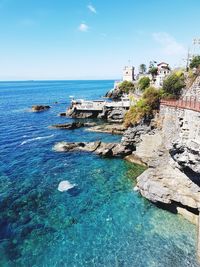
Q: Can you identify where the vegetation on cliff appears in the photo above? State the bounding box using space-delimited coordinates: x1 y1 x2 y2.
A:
162 72 185 99
190 55 200 69
124 87 161 127
138 77 150 91
118 81 135 94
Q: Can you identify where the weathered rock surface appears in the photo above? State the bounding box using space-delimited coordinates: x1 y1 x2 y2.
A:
121 123 153 150
31 105 51 112
50 122 96 130
105 88 122 100
107 108 126 123
87 123 126 135
137 150 200 209
130 105 200 223
67 108 99 119
53 141 131 157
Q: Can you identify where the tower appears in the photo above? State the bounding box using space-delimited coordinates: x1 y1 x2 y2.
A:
122 66 135 82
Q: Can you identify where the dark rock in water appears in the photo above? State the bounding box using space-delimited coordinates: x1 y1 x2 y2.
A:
51 122 97 129
31 105 51 112
59 112 67 116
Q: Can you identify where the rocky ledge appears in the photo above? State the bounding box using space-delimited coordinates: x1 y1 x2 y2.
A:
50 122 96 130
53 141 132 157
31 105 51 112
87 123 126 135
125 106 200 224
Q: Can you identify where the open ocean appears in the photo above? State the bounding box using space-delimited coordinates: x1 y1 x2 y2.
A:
0 80 199 267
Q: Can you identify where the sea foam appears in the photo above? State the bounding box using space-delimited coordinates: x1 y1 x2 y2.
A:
20 134 54 145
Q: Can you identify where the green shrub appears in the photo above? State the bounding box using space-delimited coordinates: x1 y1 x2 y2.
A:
162 73 185 99
138 77 150 91
190 56 200 69
118 81 135 94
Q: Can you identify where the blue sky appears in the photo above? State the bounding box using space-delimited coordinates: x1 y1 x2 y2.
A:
0 0 200 80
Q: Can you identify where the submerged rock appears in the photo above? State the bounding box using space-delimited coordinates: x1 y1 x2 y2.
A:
31 105 51 112
58 180 76 192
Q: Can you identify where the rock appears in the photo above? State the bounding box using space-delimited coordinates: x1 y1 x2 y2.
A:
105 87 122 100
53 141 101 153
124 154 147 167
95 143 116 156
87 123 126 135
112 144 132 157
31 105 51 112
67 109 99 119
50 122 97 130
107 108 126 123
59 112 67 116
137 160 200 209
53 141 132 158
121 123 152 150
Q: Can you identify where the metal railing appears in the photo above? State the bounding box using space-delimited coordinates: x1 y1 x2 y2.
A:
160 97 200 112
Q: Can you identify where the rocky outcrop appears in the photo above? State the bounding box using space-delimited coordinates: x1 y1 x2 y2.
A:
67 108 100 119
50 122 96 130
53 141 132 157
87 123 126 135
105 87 122 100
31 105 51 112
107 108 126 123
121 122 153 150
127 105 200 224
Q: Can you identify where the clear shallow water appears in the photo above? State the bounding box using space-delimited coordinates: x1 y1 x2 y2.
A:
0 80 199 267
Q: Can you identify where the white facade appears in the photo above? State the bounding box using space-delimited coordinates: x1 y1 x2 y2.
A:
122 66 135 82
154 62 171 88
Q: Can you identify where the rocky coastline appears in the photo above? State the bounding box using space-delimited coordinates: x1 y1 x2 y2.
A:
51 79 200 225
53 106 200 224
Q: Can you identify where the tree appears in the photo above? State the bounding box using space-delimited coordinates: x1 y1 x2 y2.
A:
190 55 200 69
138 77 150 91
149 67 158 79
118 81 135 94
162 73 185 98
139 64 147 74
148 61 158 79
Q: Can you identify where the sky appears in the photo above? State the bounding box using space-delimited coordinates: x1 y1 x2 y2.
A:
0 0 200 80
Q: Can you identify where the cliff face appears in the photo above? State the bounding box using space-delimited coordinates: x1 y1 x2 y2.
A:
124 105 200 224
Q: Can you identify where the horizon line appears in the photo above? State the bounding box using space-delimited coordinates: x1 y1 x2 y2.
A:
0 78 120 82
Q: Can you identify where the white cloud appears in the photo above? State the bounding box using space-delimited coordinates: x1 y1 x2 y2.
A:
87 4 96 14
78 23 89 32
152 32 186 56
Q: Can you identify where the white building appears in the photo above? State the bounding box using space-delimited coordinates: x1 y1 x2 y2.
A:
154 62 171 88
122 66 135 82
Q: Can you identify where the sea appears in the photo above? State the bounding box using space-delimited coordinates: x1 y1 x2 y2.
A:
0 80 199 267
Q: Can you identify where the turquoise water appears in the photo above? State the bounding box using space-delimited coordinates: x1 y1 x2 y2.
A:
0 80 199 267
